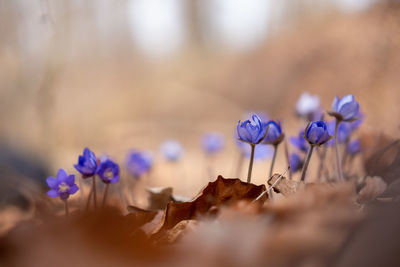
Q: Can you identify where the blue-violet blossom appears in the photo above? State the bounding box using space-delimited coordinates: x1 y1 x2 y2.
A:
237 114 268 145
160 140 183 161
47 169 79 200
97 158 120 184
330 94 359 121
74 147 98 177
126 150 153 178
305 121 332 146
202 133 225 154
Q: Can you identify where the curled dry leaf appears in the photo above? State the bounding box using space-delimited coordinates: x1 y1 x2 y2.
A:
267 173 303 196
147 187 174 210
153 176 266 235
147 187 192 211
357 176 387 204
362 135 400 184
126 205 158 229
380 179 400 198
156 220 197 245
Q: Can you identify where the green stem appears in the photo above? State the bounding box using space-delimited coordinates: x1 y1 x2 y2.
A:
269 145 278 178
334 120 344 181
247 144 255 183
300 145 314 181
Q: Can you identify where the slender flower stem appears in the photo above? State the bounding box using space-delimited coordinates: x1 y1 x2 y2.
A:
64 199 69 217
85 184 93 211
92 176 97 209
300 145 315 181
334 120 344 181
247 144 256 183
283 138 292 180
269 145 278 178
316 146 327 182
102 184 109 208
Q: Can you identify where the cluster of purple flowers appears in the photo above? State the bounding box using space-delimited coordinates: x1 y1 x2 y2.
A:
236 93 363 182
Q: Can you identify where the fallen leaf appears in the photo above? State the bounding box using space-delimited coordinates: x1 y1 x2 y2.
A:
153 176 266 234
147 187 174 210
267 174 303 196
357 176 387 204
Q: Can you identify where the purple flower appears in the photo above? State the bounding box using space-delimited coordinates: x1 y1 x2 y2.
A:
296 92 322 120
46 169 79 200
326 120 352 146
202 133 225 154
347 139 361 155
289 153 303 173
74 148 98 177
237 114 268 145
349 110 364 131
263 120 284 145
290 130 309 153
160 140 183 161
330 94 359 121
126 150 153 178
237 141 272 160
97 158 120 184
305 121 332 146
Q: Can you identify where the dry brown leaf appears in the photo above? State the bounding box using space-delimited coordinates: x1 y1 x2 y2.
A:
126 205 158 229
357 176 387 204
156 220 197 245
153 176 266 235
147 187 174 210
380 179 400 198
267 174 303 196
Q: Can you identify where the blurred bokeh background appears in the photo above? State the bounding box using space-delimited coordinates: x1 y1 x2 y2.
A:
0 0 399 205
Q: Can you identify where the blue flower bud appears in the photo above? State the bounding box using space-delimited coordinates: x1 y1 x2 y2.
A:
330 94 359 121
290 130 309 153
202 133 225 154
126 150 153 178
46 169 79 200
263 120 284 145
347 139 361 155
160 140 183 161
74 148 98 177
305 121 332 146
289 153 303 173
237 114 268 145
97 158 120 184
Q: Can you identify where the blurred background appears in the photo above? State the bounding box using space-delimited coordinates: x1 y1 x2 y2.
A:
0 0 400 205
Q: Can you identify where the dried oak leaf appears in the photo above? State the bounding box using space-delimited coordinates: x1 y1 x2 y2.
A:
147 187 191 211
357 176 387 204
156 220 197 245
362 135 400 184
379 179 400 198
267 174 303 196
153 176 266 234
126 205 158 229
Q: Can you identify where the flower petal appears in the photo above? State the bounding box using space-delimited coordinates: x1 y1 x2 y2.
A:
65 175 75 185
69 184 79 194
331 96 339 112
57 169 67 179
46 177 58 188
340 102 359 121
47 190 59 198
337 94 354 111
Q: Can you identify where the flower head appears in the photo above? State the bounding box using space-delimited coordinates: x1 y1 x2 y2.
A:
126 150 153 178
160 140 183 161
74 148 98 177
329 94 359 121
290 130 309 153
202 133 224 154
289 153 303 173
263 120 284 145
305 121 332 146
326 120 352 146
97 158 120 184
296 92 322 120
347 139 361 155
237 114 268 145
46 169 79 200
